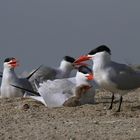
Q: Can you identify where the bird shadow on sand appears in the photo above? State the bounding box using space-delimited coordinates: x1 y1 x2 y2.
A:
130 105 140 111
95 96 137 104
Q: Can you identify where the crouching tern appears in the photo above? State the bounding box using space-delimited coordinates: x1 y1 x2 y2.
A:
74 45 140 112
0 57 40 98
11 66 95 108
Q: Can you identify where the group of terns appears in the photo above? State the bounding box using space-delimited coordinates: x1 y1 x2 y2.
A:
1 45 140 112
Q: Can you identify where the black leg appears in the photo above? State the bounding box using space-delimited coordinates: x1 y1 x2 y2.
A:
116 96 123 112
108 93 114 110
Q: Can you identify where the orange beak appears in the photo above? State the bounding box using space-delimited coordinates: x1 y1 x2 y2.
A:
73 62 88 68
86 73 94 80
74 55 92 65
8 59 19 68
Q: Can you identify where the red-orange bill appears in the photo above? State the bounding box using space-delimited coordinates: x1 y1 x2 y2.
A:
86 73 94 80
74 55 92 64
74 62 88 66
8 59 19 68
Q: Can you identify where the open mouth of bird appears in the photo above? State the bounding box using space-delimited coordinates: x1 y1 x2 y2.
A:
73 61 88 67
74 55 92 64
86 73 94 80
8 59 19 68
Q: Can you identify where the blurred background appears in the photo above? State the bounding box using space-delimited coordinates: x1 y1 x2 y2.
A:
0 0 140 73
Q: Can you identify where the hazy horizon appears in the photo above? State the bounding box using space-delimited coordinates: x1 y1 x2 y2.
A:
0 1 140 73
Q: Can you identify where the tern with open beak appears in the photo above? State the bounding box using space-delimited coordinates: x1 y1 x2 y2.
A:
74 45 140 112
0 57 39 98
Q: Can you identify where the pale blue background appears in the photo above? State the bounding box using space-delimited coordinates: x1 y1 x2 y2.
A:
0 0 140 73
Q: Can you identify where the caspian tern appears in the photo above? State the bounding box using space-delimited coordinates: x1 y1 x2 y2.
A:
0 57 39 98
11 66 95 107
29 56 85 85
74 45 140 111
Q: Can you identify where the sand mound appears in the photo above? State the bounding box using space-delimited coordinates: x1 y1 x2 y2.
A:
0 89 140 140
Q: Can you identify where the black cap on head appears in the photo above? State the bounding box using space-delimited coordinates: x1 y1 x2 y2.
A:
4 57 15 62
63 56 75 63
78 66 92 74
88 45 111 55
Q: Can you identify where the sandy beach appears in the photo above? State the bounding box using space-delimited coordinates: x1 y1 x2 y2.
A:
0 89 139 140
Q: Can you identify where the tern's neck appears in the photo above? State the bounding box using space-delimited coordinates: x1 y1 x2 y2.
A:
93 52 111 71
75 73 90 87
58 61 73 77
3 67 18 80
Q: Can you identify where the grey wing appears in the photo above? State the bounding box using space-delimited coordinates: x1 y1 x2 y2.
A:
18 78 40 96
29 66 57 83
19 78 33 90
39 79 75 94
109 61 140 90
38 79 75 107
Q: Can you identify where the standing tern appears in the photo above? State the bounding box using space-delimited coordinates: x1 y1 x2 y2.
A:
11 66 95 107
29 56 85 85
74 45 140 111
0 57 39 98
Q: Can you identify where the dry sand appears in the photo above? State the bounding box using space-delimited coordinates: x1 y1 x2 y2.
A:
0 89 140 140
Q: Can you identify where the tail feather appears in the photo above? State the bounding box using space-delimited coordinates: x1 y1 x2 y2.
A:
0 71 2 78
10 84 40 96
26 65 42 80
29 96 47 106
